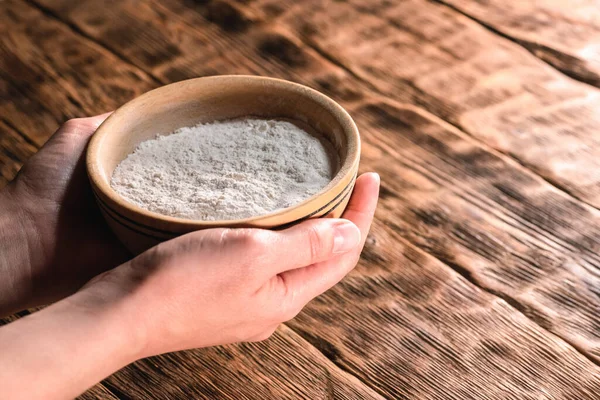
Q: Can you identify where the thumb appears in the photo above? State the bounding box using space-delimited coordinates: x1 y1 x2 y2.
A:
56 112 112 139
35 113 113 160
265 218 361 276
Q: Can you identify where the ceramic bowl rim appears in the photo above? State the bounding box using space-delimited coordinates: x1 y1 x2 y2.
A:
86 75 360 228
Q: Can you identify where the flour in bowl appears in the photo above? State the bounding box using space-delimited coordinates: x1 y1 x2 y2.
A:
110 118 338 220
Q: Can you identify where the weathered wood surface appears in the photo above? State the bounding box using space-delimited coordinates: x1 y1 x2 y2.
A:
291 222 600 399
0 0 156 146
251 0 600 210
3 0 600 398
0 121 37 189
355 102 600 359
440 0 600 87
76 385 119 400
33 0 600 359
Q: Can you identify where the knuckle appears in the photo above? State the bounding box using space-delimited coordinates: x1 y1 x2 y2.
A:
306 225 324 261
274 286 302 322
62 117 100 135
219 228 268 276
250 326 278 342
232 228 267 248
226 229 272 264
131 242 168 269
280 301 302 322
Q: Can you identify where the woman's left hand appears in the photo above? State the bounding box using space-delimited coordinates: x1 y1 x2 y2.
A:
0 114 130 315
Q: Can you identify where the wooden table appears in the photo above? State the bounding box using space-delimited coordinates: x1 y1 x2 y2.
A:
2 0 600 398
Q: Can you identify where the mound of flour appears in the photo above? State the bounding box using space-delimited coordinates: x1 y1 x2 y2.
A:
111 118 338 220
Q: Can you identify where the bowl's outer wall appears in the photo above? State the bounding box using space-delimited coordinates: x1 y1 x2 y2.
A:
87 76 361 255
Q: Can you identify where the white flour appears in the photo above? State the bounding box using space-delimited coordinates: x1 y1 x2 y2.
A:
111 118 338 220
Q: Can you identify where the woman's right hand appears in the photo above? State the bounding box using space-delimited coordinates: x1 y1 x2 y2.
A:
73 173 380 359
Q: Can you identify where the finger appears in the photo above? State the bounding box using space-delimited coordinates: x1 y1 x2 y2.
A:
276 172 380 305
264 172 379 274
265 218 361 275
57 112 112 138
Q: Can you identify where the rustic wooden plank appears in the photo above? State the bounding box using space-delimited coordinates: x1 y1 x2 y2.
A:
346 100 600 364
0 121 37 189
293 221 600 399
98 325 384 400
0 0 156 146
25 0 600 397
236 0 600 211
439 0 600 87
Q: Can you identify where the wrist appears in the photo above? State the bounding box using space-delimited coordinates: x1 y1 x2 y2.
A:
67 266 149 362
0 281 143 399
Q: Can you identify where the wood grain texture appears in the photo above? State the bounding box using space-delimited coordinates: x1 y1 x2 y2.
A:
0 0 155 146
76 385 119 400
99 325 384 400
292 221 600 399
30 0 367 103
236 0 600 210
349 101 600 364
0 121 37 189
6 0 600 398
46 0 600 365
439 0 600 86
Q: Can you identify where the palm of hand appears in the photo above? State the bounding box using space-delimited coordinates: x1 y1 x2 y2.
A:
12 116 129 305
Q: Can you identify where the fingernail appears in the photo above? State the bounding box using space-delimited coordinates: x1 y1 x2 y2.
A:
333 221 361 254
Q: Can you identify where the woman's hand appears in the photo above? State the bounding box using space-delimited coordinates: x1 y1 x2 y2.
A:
77 173 379 356
0 173 379 400
0 114 130 315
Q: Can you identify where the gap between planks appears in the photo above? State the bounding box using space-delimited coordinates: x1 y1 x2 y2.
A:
0 69 57 148
429 0 600 88
20 0 600 383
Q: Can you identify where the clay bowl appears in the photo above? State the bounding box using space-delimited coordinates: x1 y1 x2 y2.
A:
87 75 360 255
